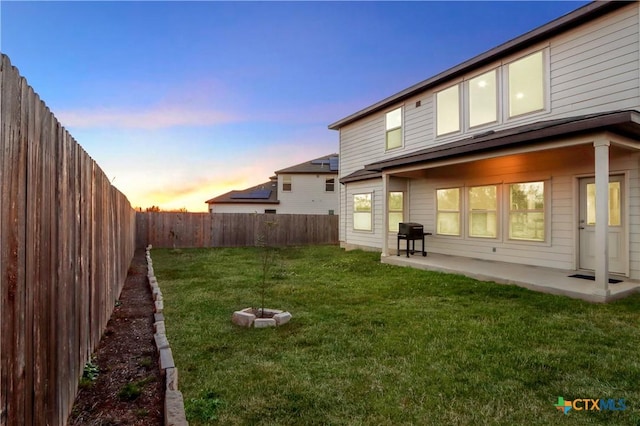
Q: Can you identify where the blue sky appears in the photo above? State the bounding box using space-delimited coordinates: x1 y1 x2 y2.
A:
1 0 588 212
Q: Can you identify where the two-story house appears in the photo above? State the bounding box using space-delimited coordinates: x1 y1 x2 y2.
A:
206 154 339 215
329 1 640 301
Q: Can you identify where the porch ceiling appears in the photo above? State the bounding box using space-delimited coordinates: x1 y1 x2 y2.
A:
366 110 640 174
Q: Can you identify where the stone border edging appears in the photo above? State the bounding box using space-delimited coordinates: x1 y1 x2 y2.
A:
146 245 189 426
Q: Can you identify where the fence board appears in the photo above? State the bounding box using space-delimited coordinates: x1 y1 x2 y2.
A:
137 212 339 248
0 54 136 425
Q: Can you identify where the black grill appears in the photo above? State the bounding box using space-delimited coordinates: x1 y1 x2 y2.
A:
397 222 430 257
398 222 424 239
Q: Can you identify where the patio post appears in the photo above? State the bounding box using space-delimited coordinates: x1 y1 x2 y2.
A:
381 172 389 257
593 137 610 298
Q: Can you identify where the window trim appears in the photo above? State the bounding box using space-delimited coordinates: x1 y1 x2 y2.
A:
436 187 462 237
353 192 373 232
504 50 547 120
282 176 292 192
506 180 547 243
435 84 461 137
325 177 335 192
468 184 499 239
388 191 404 233
385 107 403 151
467 68 499 130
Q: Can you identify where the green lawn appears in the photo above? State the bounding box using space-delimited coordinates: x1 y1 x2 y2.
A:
151 246 640 425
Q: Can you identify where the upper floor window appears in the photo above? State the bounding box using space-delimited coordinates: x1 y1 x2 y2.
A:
436 85 460 136
388 192 404 233
283 176 292 192
435 49 547 137
325 178 335 192
468 69 497 128
508 51 544 118
353 193 372 231
385 107 403 150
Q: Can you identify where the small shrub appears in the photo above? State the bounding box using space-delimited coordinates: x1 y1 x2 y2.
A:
79 359 99 388
135 408 149 418
118 376 155 401
138 357 153 369
118 382 142 401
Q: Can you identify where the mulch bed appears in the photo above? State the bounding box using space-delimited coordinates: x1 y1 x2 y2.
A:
68 249 164 425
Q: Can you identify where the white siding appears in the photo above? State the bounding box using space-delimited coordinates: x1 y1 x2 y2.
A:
338 3 640 180
277 173 339 215
342 180 384 250
550 6 640 116
339 3 640 277
210 204 278 214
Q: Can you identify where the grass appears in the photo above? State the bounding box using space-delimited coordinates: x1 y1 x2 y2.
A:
151 246 640 425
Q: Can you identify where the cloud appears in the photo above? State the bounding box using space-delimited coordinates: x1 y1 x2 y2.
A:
58 105 238 129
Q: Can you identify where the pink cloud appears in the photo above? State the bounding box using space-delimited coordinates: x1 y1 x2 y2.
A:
58 105 238 129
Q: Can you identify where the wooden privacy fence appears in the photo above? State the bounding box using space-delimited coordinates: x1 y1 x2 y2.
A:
136 212 339 248
0 55 136 425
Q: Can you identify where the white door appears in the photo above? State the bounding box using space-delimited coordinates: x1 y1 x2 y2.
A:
578 176 626 274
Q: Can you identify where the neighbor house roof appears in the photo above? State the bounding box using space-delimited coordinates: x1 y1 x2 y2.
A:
275 153 339 174
328 0 627 131
205 180 279 205
340 110 640 183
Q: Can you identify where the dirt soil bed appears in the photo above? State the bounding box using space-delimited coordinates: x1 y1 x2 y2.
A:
68 249 164 425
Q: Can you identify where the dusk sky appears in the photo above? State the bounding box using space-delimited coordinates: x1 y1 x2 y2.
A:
1 1 589 212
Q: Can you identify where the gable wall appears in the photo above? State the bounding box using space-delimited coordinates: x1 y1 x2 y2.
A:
277 173 339 215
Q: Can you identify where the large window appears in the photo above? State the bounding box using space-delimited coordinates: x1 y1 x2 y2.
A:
436 85 460 136
283 176 292 192
469 185 497 238
388 192 403 233
436 188 460 236
385 107 403 150
354 193 372 231
435 49 546 137
508 51 544 118
509 182 545 241
469 70 497 128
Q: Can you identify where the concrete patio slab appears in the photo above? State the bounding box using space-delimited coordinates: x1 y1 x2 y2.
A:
382 253 640 303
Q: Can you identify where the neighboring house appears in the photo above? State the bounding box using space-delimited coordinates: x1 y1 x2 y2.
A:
329 1 640 296
206 154 339 215
206 179 279 214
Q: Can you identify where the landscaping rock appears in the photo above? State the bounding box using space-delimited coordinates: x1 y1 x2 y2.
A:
165 367 179 391
154 333 170 350
165 390 188 426
232 310 256 327
254 318 277 328
155 321 166 335
274 311 292 325
159 347 175 370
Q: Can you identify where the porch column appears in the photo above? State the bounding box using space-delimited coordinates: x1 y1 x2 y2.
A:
381 172 389 257
593 138 610 298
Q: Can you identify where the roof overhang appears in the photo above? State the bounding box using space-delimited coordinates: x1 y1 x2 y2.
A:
328 1 629 131
341 110 640 183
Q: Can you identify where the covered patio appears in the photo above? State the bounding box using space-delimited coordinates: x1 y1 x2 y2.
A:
383 252 640 303
350 111 640 303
